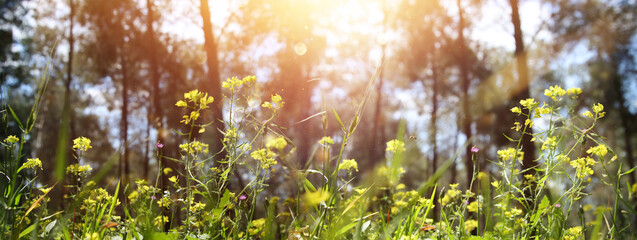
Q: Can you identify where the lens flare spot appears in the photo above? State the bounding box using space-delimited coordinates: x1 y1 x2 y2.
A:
294 42 307 55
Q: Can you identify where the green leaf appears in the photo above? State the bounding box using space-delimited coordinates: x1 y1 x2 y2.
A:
348 115 359 135
621 166 637 176
7 105 23 130
151 232 179 240
302 178 316 192
19 223 36 238
335 221 358 235
332 108 346 133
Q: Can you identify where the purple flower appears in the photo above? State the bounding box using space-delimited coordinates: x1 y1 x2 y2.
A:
239 195 247 200
150 195 157 200
157 142 164 148
554 203 561 208
471 146 479 153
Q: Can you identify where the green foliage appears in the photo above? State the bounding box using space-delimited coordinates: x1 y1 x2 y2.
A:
2 78 636 239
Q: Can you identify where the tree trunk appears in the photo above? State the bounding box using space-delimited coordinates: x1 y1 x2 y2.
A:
509 0 537 207
612 63 636 185
120 50 130 196
67 0 77 165
369 44 385 171
146 0 162 181
457 0 473 188
199 0 226 162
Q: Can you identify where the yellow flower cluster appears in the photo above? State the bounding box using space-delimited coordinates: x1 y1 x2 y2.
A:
504 207 523 219
587 144 608 158
564 226 583 240
534 103 551 117
541 136 557 150
22 158 42 170
261 94 284 110
66 164 93 175
465 219 478 233
570 157 596 179
223 128 238 144
189 202 206 213
179 141 209 156
467 200 481 213
303 189 330 207
583 103 605 119
386 139 406 154
169 176 178 184
83 188 117 211
519 98 539 110
251 148 277 170
544 85 566 101
440 183 461 206
248 218 266 236
266 136 287 151
4 135 19 144
72 136 92 152
175 90 214 125
318 136 334 145
566 87 582 98
153 216 169 228
497 148 524 162
157 197 171 208
222 75 256 91
338 159 358 172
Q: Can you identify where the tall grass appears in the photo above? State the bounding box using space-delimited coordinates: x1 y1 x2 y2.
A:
2 65 635 239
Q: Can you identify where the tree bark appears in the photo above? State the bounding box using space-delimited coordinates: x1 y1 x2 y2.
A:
120 49 130 193
146 0 162 181
509 0 538 207
369 44 385 170
199 0 226 162
457 0 474 188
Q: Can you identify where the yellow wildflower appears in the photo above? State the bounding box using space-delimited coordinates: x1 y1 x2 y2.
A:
465 219 478 232
338 159 358 172
566 87 582 98
544 85 566 101
303 189 330 207
587 144 608 158
386 139 406 153
519 98 539 109
251 148 277 170
266 136 287 151
22 158 42 170
169 176 178 184
318 136 334 145
72 136 92 152
4 135 19 144
153 216 168 228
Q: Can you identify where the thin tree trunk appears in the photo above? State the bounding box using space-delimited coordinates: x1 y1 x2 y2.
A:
199 0 226 162
67 0 77 165
370 44 385 170
120 51 130 195
457 0 473 188
146 0 162 182
509 0 537 208
429 52 440 220
613 66 636 184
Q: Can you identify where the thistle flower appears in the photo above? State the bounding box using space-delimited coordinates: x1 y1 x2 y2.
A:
471 146 479 153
